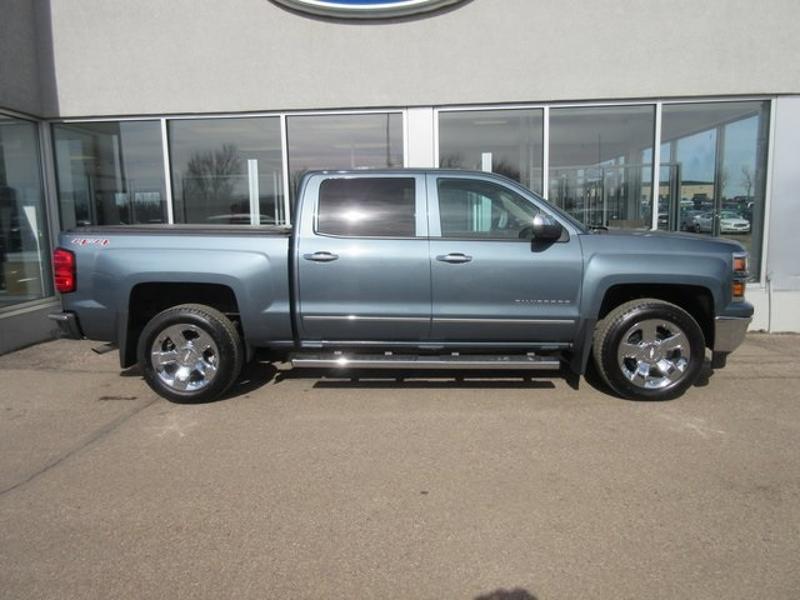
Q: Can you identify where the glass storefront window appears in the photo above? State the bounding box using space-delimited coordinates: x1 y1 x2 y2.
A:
53 121 167 228
287 113 403 198
0 116 51 308
169 118 284 225
438 109 544 194
659 101 770 280
549 105 655 229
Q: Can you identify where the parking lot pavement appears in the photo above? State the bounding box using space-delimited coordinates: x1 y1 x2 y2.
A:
1 335 799 599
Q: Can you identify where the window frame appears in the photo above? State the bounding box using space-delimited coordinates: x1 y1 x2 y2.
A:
52 120 169 228
0 111 54 309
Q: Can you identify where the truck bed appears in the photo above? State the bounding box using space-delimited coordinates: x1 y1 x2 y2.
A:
59 225 294 359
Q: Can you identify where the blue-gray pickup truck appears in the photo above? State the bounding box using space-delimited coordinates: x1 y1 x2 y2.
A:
49 169 752 402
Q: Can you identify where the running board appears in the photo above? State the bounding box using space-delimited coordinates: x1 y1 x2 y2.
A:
290 353 562 371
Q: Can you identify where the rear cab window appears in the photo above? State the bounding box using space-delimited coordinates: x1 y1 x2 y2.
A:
316 177 417 238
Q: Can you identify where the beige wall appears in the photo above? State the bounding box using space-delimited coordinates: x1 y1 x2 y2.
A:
0 0 43 115
41 0 800 118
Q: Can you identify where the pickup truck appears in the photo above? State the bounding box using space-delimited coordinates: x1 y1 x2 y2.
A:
49 169 753 402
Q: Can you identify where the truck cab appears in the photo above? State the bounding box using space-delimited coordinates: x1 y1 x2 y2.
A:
294 171 582 347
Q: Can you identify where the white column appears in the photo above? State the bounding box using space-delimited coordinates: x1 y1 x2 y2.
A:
651 102 662 231
481 152 493 172
247 159 260 226
764 96 800 332
160 118 174 224
405 107 436 168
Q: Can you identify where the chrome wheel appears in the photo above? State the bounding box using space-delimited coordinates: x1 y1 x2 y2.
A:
150 323 219 392
616 319 691 390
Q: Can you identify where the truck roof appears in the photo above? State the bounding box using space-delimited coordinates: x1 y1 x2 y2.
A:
300 168 519 180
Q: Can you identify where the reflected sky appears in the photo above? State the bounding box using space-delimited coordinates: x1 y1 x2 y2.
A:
439 109 543 193
287 113 403 195
661 102 766 196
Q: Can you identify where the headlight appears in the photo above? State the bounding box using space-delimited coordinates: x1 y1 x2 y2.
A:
733 252 748 275
732 252 748 301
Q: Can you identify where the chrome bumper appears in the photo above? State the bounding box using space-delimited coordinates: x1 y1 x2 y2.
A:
714 316 751 353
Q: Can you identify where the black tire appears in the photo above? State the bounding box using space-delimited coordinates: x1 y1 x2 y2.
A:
592 298 705 401
137 303 243 403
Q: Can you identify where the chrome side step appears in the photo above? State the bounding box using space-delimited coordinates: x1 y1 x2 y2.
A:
290 353 562 371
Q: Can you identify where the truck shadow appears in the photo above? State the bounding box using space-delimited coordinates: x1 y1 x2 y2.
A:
308 374 558 390
475 589 537 600
129 356 714 402
223 361 280 400
221 359 561 393
582 356 716 400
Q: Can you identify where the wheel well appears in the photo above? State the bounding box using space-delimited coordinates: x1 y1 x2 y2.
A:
123 283 240 368
598 284 715 349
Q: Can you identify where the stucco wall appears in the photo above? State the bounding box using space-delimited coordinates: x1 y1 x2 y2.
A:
42 0 800 118
0 0 43 114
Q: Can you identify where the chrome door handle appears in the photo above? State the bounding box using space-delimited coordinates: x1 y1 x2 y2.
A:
304 251 339 262
436 253 472 264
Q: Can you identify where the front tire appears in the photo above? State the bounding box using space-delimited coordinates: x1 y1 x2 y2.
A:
592 298 705 401
137 303 243 403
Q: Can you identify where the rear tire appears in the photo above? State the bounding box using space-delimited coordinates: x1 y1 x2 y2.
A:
592 298 705 401
137 303 243 403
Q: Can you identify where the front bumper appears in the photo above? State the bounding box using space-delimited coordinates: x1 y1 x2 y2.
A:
48 311 83 339
713 316 751 353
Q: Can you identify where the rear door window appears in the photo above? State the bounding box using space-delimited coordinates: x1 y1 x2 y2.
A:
317 178 416 237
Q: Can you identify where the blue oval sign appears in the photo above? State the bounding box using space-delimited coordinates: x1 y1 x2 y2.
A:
273 0 466 18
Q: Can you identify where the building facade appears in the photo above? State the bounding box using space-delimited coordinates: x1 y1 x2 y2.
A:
1 0 799 353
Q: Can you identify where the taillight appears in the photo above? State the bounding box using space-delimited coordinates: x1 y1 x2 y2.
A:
53 248 76 293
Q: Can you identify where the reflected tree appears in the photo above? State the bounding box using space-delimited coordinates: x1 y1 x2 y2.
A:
740 165 754 199
492 158 521 182
184 144 243 212
719 166 730 199
439 153 465 169
291 169 309 199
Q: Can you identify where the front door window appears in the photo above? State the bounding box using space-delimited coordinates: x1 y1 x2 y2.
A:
437 178 539 240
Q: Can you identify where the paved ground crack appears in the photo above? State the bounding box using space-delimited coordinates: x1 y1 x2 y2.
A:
0 397 158 498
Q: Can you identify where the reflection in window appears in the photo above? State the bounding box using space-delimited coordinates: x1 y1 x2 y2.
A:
53 121 167 227
437 178 539 240
1 116 51 307
317 178 415 237
169 118 284 225
287 113 403 198
549 105 655 229
439 109 544 194
659 101 769 280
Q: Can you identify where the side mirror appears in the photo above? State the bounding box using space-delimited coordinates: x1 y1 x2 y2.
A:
532 214 563 241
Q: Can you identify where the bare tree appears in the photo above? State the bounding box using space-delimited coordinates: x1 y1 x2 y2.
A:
740 165 754 198
439 153 464 169
492 158 521 182
184 145 243 216
718 166 730 199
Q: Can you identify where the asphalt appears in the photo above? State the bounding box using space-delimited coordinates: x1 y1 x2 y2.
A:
0 335 799 599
